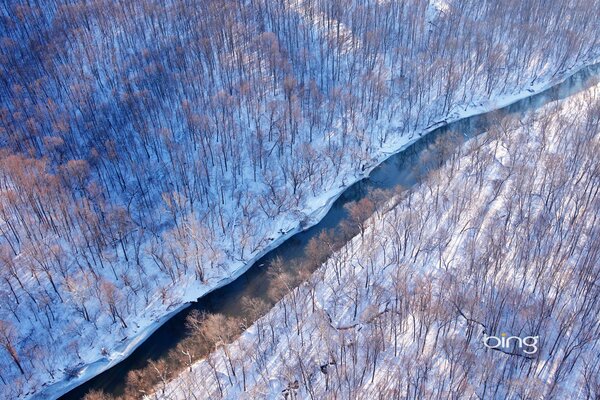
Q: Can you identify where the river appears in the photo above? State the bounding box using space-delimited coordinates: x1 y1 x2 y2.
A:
60 62 600 399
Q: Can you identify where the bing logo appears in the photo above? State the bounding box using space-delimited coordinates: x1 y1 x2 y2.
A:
483 333 539 355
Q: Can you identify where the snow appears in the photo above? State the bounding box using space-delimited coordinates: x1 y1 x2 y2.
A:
155 79 600 400
2 0 600 397
33 56 600 400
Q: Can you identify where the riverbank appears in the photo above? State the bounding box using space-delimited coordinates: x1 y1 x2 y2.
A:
50 58 600 400
157 75 600 400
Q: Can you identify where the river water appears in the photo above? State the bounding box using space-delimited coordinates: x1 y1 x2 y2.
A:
60 62 600 399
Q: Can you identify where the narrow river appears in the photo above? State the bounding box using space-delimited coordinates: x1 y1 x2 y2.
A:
60 62 600 399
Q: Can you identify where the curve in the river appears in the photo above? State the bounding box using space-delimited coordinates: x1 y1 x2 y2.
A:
59 61 600 400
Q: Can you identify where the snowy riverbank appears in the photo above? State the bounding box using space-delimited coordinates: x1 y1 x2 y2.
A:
41 58 600 400
157 74 600 400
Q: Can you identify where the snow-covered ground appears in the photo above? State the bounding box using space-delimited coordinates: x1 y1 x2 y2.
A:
2 0 600 398
34 59 599 400
156 80 600 399
31 44 600 400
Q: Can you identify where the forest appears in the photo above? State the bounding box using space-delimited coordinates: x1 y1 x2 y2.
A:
0 0 599 398
156 77 600 400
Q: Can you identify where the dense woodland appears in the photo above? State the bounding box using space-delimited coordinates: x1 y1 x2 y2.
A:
157 82 600 400
0 0 599 397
